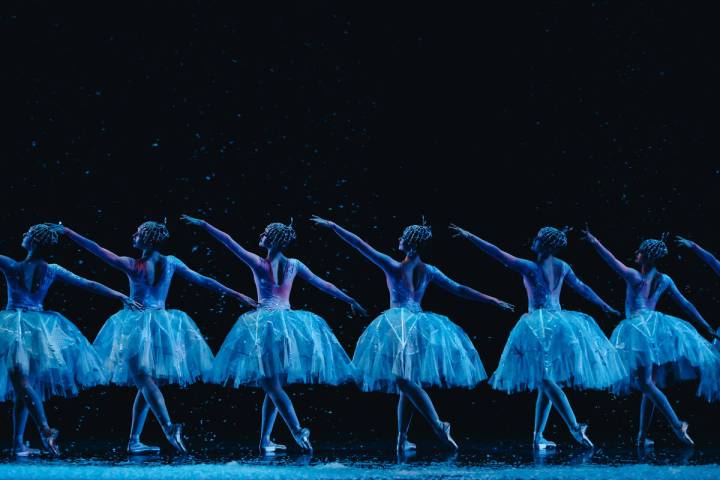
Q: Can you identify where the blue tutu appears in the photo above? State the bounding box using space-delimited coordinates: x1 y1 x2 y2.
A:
611 310 720 400
490 309 626 393
0 309 105 401
352 307 487 393
93 308 214 386
210 308 355 387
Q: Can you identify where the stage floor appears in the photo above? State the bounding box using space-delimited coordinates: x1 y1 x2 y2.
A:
2 440 719 479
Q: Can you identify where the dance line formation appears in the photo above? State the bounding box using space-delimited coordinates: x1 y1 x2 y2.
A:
2 217 720 457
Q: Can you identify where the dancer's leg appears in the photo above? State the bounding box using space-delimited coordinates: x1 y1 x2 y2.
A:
636 365 692 444
539 379 591 447
128 389 160 453
9 370 59 455
637 394 655 446
395 377 456 449
533 390 555 447
259 376 311 451
397 393 416 450
259 393 286 451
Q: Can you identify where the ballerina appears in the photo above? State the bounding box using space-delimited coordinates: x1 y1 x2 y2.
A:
0 224 141 457
450 224 625 449
181 215 367 453
56 221 256 454
311 216 514 452
584 229 720 446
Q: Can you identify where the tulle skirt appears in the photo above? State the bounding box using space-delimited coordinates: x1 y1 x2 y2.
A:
0 309 105 401
210 308 355 387
490 309 626 393
611 310 720 400
93 308 214 386
352 307 487 393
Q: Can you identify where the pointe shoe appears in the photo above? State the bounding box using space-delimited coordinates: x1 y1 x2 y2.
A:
636 437 655 448
13 443 41 457
40 428 60 457
259 440 288 453
163 423 188 454
672 421 694 446
570 423 593 448
533 435 557 450
291 427 312 452
127 440 161 455
438 421 458 450
396 434 417 452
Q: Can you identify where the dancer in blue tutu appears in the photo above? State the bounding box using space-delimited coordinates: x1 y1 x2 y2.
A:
1 224 141 457
584 229 720 446
55 221 256 454
181 215 367 453
311 216 514 452
450 224 624 449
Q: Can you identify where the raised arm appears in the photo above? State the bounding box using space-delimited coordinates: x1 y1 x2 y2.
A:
666 276 717 338
582 226 638 281
58 226 135 273
172 257 257 307
181 215 263 270
449 224 533 274
565 267 620 316
53 265 142 310
676 236 720 277
0 255 13 274
430 266 514 311
310 215 396 272
295 260 368 316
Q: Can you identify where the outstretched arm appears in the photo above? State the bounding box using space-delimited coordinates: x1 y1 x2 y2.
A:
181 215 264 270
296 261 368 316
53 265 142 310
173 257 257 307
565 267 620 316
310 215 395 272
582 226 638 281
449 225 533 274
431 266 514 311
58 226 135 273
666 277 717 338
677 236 720 277
0 255 13 274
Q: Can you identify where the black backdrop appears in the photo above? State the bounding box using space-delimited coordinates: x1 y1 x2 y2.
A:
2 1 720 450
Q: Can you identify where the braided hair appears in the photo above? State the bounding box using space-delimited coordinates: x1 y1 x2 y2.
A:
637 234 669 264
535 226 571 254
25 223 62 248
401 218 433 255
136 220 170 249
262 221 297 250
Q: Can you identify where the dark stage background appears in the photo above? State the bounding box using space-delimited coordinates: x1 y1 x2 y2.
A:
2 1 720 450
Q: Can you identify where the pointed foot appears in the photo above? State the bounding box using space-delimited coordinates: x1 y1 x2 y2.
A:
40 428 60 457
534 435 557 450
163 423 188 454
259 439 288 454
570 423 593 449
292 427 312 453
438 421 458 450
673 421 694 446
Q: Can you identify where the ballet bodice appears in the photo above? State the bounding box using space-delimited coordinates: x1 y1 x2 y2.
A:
625 271 670 317
386 263 444 311
2 261 73 310
253 257 303 310
127 255 182 309
523 259 568 312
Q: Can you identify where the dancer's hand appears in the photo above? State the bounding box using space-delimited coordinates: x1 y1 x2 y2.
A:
121 295 144 311
603 305 621 317
495 300 515 312
675 236 695 249
580 223 598 244
448 224 470 239
309 215 334 229
349 299 369 317
180 214 205 227
236 293 258 308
